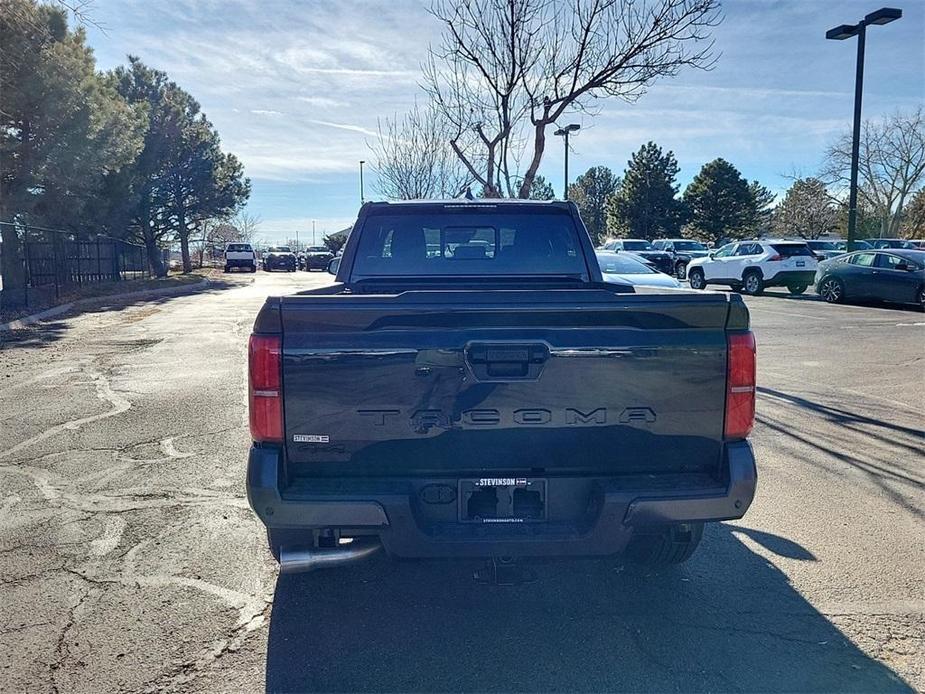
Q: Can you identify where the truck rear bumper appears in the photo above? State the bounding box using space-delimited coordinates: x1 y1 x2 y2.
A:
247 441 756 559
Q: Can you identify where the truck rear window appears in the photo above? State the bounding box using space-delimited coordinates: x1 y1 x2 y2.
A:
226 244 251 252
351 207 587 278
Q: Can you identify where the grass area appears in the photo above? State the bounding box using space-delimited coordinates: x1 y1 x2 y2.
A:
0 272 207 324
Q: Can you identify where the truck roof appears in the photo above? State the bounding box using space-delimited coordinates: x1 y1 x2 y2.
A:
363 199 573 209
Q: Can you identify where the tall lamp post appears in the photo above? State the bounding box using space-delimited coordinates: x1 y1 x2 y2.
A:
554 124 580 200
359 160 366 205
312 220 317 246
826 7 902 251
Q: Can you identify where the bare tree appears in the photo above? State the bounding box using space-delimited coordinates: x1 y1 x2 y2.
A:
370 101 472 199
232 210 262 243
822 107 925 238
772 178 838 239
193 219 242 267
424 0 720 198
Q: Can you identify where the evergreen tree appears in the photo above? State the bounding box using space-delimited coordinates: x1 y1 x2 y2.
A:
683 158 754 243
527 175 556 200
0 0 144 307
746 180 776 235
112 57 249 274
568 166 620 245
606 143 685 240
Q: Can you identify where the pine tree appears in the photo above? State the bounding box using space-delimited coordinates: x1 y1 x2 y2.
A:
0 0 144 307
606 143 685 240
683 158 753 243
568 166 620 245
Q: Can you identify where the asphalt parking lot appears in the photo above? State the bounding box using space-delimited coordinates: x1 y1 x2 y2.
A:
1 272 922 692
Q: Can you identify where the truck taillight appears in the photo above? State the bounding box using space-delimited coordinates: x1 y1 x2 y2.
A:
725 331 756 440
249 334 282 443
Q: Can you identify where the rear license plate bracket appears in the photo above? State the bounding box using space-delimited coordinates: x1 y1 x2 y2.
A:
459 478 547 523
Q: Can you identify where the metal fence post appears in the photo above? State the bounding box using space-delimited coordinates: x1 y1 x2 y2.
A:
22 226 31 307
52 233 60 299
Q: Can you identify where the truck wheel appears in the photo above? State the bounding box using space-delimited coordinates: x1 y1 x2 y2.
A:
787 284 808 295
742 270 764 296
675 261 687 280
626 523 704 565
688 268 706 290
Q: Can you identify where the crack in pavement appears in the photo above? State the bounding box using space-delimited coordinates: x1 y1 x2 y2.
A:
0 363 131 461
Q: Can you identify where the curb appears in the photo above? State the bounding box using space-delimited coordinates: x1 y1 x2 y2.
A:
0 278 211 332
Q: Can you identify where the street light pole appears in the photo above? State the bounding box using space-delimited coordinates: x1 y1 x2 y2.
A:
359 160 366 205
826 7 901 251
312 220 317 246
553 124 580 200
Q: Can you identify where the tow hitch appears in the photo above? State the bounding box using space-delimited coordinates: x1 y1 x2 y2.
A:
473 556 538 586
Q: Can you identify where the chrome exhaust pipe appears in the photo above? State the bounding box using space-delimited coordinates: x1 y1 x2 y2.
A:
279 538 381 574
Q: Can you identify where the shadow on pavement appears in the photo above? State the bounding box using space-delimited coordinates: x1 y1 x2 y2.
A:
756 387 924 521
0 279 240 351
265 524 911 692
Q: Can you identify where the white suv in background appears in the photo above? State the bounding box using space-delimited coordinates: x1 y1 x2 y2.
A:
686 240 818 295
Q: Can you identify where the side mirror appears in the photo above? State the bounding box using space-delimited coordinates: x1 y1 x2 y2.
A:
327 257 341 275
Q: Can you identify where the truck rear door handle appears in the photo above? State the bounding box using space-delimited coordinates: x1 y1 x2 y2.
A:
465 343 549 381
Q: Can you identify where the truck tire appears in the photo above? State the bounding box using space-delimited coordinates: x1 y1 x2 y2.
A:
787 284 808 295
675 261 687 280
742 270 764 296
688 268 706 290
626 523 704 565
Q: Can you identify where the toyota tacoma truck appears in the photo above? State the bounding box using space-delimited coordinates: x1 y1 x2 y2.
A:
246 200 757 573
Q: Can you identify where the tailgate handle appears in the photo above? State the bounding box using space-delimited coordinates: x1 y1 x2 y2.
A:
466 343 549 381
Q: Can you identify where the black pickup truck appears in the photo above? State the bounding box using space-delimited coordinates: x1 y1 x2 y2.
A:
246 200 757 573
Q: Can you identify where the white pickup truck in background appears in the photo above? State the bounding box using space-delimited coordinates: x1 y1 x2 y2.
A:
224 243 257 273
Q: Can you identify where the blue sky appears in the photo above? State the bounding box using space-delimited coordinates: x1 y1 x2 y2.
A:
84 0 925 243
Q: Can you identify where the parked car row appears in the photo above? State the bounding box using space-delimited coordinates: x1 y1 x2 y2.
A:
222 243 336 273
683 239 924 309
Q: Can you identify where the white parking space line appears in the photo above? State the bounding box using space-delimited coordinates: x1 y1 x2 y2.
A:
750 307 826 320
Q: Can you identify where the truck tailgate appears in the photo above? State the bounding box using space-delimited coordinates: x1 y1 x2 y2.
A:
279 288 734 477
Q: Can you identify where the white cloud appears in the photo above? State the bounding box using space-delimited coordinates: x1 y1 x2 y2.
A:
251 109 283 116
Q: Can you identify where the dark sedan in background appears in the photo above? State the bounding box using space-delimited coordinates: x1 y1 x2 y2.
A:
806 239 844 261
651 238 710 278
262 246 297 272
598 239 673 274
300 246 334 271
864 238 918 250
816 249 924 308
